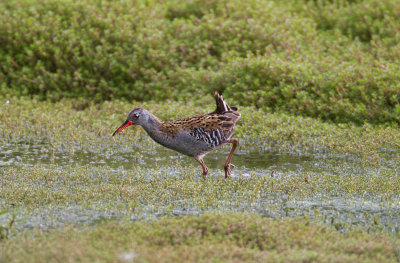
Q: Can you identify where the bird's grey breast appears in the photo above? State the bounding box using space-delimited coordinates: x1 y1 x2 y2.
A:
143 127 210 157
169 129 214 157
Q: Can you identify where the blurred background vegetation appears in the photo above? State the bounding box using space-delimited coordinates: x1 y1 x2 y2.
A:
1 0 399 124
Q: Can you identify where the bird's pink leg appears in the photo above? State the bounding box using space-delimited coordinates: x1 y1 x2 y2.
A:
224 139 239 178
195 156 209 179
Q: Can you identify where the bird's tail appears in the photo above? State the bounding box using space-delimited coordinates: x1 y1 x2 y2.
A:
213 92 238 114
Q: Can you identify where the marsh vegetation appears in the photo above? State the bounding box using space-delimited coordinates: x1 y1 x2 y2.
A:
1 0 400 262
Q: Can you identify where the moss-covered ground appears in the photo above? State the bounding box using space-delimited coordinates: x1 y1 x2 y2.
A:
1 214 399 263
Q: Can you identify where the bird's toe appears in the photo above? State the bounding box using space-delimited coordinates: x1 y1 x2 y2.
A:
224 164 234 178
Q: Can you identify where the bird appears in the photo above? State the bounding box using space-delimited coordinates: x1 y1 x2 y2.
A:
112 92 241 178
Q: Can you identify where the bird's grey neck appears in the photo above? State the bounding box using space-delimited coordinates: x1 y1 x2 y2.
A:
140 114 165 141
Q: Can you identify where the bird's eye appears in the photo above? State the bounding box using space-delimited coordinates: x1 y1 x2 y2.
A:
134 114 139 119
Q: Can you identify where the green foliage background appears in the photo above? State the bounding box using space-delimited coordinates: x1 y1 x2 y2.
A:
1 0 400 123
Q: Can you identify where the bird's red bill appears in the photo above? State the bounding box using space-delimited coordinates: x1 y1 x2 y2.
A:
112 120 133 136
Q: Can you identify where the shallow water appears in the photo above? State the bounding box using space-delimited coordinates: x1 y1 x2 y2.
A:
1 138 396 173
1 138 399 233
1 139 315 170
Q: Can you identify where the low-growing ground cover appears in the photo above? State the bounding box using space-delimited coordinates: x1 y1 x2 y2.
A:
1 214 399 263
1 163 399 228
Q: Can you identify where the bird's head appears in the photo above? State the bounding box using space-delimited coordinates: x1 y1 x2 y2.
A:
112 108 149 136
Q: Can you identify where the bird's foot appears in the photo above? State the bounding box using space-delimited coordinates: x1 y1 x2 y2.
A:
224 163 235 178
